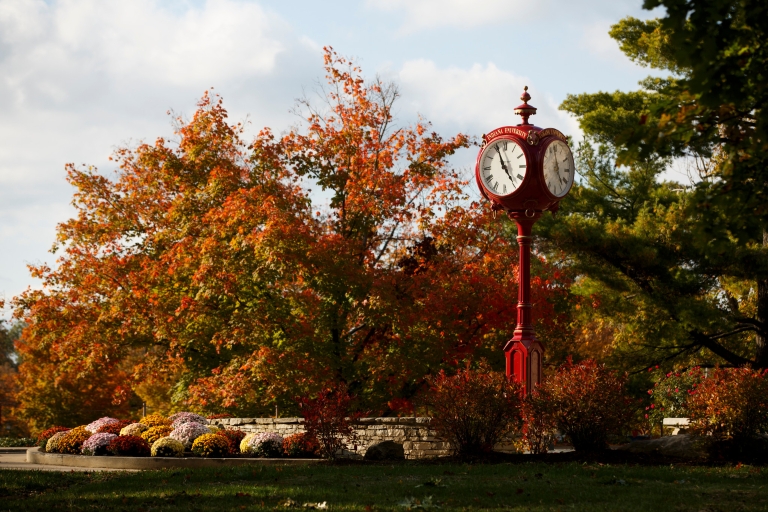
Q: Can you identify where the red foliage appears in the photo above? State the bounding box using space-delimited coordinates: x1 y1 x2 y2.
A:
423 361 523 457
283 432 320 458
534 358 635 452
37 426 69 444
687 367 768 442
297 384 361 459
96 420 133 435
216 428 246 454
520 393 557 455
107 435 150 457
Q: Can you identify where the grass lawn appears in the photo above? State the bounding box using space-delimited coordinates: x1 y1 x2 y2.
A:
1 460 767 511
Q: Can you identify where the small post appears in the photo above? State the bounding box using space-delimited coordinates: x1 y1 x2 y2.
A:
275 404 279 419
142 402 146 418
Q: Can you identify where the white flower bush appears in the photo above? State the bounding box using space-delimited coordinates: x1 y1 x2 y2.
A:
120 423 149 437
170 422 211 449
151 437 185 457
85 417 119 434
82 433 117 455
241 432 283 457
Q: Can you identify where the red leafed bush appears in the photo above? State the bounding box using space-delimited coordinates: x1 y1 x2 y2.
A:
216 428 246 454
37 426 70 451
423 361 524 457
687 367 768 444
107 435 150 457
520 392 557 455
534 358 635 452
297 384 360 459
96 420 133 435
283 432 320 458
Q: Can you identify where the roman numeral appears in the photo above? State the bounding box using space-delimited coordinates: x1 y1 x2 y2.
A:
517 154 523 159
564 168 570 173
493 182 499 191
484 174 493 183
483 166 491 170
517 174 524 180
519 165 526 168
502 141 508 150
503 184 507 193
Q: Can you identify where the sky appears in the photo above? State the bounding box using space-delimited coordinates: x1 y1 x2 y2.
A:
0 0 667 317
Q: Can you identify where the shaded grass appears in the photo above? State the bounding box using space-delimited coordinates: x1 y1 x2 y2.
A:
1 460 767 511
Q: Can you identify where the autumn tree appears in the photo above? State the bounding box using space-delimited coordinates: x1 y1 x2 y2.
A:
13 48 569 428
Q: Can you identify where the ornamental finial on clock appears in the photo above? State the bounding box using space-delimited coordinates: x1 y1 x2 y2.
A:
514 86 537 126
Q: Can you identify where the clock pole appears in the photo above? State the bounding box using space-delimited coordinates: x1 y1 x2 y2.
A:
504 211 544 395
474 86 574 395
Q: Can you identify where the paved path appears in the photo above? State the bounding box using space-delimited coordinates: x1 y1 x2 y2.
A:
0 448 137 472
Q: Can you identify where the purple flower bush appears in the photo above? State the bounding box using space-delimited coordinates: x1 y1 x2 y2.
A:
82 433 117 456
241 432 284 457
169 412 207 430
85 417 120 434
170 421 211 449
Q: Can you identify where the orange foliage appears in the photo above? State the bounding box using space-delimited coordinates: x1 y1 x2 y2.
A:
12 48 569 424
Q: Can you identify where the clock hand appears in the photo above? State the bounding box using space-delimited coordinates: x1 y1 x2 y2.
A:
495 145 515 182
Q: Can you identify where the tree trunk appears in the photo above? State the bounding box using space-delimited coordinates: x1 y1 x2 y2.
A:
755 229 768 368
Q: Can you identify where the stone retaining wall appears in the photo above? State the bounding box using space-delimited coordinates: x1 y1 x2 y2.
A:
210 417 519 459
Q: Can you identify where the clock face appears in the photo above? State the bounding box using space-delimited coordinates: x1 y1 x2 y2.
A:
542 140 574 197
478 139 527 196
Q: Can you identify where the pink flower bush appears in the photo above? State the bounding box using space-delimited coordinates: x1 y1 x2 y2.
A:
82 433 117 455
85 417 120 434
169 412 207 429
170 421 211 449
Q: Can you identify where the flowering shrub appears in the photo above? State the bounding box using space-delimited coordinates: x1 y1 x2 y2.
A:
44 430 71 453
646 367 704 427
192 433 231 457
85 417 120 434
141 425 173 445
283 433 320 458
37 426 69 452
534 358 635 452
170 422 211 449
687 367 768 444
140 413 171 428
216 428 246 454
58 427 93 455
207 425 220 433
241 432 284 457
82 433 117 455
520 392 557 454
297 384 360 459
169 412 207 429
151 437 184 457
107 435 150 457
120 423 149 437
97 420 133 435
423 362 523 457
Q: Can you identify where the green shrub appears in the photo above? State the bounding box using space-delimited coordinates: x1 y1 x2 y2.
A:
0 437 37 447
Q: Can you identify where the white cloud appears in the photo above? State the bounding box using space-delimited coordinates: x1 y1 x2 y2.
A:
0 0 322 309
396 59 580 138
366 0 530 32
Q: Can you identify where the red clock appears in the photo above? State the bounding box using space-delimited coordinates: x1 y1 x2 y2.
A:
475 87 575 394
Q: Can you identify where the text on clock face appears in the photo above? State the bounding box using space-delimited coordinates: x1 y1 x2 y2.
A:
480 139 527 196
